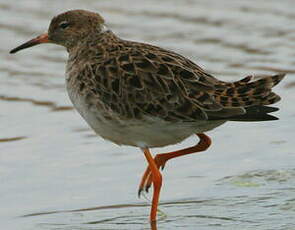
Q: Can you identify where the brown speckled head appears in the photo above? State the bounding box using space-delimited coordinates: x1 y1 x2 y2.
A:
10 9 105 53
48 10 105 48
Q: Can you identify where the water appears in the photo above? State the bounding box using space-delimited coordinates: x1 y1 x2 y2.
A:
1 0 295 229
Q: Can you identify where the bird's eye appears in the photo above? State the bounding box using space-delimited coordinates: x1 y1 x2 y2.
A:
59 21 70 29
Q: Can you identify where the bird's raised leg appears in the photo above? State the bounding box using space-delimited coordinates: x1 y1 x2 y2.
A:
141 147 162 222
138 133 211 196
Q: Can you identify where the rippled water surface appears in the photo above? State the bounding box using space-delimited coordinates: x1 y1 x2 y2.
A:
1 0 295 229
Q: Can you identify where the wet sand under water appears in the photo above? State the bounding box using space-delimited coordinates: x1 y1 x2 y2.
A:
1 0 295 229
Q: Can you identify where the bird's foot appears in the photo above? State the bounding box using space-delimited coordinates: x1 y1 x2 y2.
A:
138 154 168 197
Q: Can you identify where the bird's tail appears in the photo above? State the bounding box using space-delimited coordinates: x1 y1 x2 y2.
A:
228 105 279 121
212 73 285 121
214 73 285 108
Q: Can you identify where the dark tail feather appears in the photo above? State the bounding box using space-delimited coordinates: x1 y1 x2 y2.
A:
214 73 285 108
229 105 279 122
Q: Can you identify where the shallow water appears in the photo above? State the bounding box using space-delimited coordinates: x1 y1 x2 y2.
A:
1 0 295 229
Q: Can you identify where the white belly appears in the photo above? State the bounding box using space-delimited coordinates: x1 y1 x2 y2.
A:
66 83 225 148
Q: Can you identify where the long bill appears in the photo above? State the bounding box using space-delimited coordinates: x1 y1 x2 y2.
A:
10 33 50 54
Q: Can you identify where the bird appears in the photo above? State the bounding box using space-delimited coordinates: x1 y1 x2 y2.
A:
10 9 285 223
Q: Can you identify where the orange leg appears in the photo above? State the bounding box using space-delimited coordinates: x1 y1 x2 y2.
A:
138 133 211 196
141 147 162 222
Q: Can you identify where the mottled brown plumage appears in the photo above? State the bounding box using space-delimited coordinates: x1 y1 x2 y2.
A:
10 10 285 126
62 14 284 123
10 9 286 223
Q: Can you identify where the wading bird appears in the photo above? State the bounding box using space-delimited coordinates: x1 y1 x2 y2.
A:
10 9 285 223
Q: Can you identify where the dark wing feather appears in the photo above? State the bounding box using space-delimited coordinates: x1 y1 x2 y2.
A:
91 41 241 121
78 38 285 122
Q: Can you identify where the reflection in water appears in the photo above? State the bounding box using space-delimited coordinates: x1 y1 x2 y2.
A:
150 221 157 230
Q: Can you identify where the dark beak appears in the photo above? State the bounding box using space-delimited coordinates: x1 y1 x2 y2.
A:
10 33 50 54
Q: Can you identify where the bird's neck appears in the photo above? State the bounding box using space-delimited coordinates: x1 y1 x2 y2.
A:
68 30 120 62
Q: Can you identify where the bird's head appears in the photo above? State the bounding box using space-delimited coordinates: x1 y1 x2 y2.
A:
10 9 106 54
